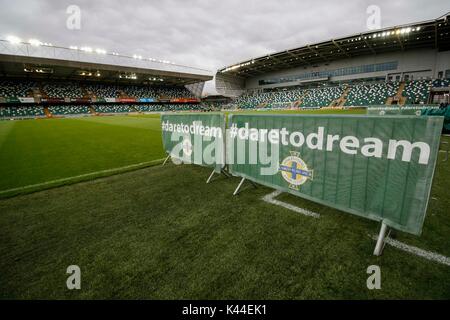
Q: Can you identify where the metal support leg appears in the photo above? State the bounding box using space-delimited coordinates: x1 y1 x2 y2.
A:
373 222 389 256
233 177 246 196
206 169 216 184
162 155 171 166
441 141 449 162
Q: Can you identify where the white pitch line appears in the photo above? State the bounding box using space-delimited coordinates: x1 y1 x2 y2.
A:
262 190 320 218
0 158 165 196
263 189 449 265
371 235 450 267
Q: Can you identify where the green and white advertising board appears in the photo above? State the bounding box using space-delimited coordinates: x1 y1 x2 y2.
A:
366 105 439 116
227 114 443 235
161 113 226 173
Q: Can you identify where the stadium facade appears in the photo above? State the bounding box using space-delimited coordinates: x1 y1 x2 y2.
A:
216 12 450 104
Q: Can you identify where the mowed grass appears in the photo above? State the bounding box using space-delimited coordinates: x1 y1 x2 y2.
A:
0 115 165 195
0 155 449 299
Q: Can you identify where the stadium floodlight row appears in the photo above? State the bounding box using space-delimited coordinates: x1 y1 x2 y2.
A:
0 37 212 77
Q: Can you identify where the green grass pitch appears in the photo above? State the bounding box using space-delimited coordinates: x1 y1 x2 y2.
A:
0 109 449 299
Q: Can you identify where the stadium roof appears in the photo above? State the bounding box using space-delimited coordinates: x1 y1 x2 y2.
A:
0 40 213 85
218 12 450 78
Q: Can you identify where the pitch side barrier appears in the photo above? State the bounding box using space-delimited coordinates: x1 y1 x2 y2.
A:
161 113 228 182
227 114 443 254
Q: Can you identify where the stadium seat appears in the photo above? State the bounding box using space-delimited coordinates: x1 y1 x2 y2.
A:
344 82 399 106
48 105 91 115
301 86 344 108
402 80 432 104
235 88 303 109
0 80 36 98
0 105 44 118
85 84 120 98
94 104 135 113
44 82 83 99
432 79 450 88
123 86 195 99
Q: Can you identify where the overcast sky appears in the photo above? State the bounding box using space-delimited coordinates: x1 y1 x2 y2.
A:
0 0 449 94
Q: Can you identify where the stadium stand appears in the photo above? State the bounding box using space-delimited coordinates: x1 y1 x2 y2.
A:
344 81 399 106
231 80 441 110
0 79 445 118
0 80 36 98
94 105 135 113
48 105 91 115
301 86 344 108
433 79 450 88
133 104 204 112
0 80 197 101
0 105 44 118
402 80 432 104
122 86 195 99
235 89 303 109
0 103 206 118
43 82 84 99
85 84 119 98
90 103 204 113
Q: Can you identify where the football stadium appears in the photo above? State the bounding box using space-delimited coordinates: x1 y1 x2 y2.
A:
1 1 450 305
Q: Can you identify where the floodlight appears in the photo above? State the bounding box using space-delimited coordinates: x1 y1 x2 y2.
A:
29 39 42 46
6 35 21 44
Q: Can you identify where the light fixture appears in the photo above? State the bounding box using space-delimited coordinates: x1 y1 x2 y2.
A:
6 35 21 44
29 39 42 46
95 48 106 54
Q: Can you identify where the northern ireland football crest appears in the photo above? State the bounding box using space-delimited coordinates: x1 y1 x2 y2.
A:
279 151 313 190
